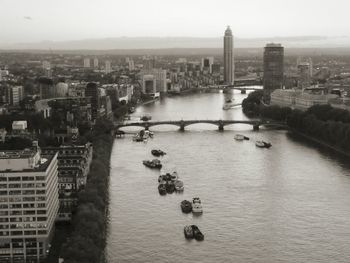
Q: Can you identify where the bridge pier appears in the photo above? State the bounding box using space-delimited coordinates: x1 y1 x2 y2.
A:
144 125 149 131
218 121 224 131
253 124 260 131
179 121 185 132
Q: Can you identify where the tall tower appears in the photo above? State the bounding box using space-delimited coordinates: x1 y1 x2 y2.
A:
224 26 234 85
263 43 284 102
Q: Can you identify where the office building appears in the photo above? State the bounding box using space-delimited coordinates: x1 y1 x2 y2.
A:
201 57 214 73
105 61 111 74
263 43 284 102
41 143 92 222
83 58 90 68
38 77 54 100
0 144 59 262
223 26 234 85
7 86 24 106
297 58 313 89
140 69 167 93
85 82 100 121
93 58 99 68
142 75 156 94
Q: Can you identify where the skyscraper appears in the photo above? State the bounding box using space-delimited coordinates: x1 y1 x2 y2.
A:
105 61 111 74
263 43 284 102
223 26 234 85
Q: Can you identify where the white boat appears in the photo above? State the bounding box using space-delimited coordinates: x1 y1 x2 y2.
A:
234 134 245 141
255 141 266 148
170 172 179 181
174 180 184 191
192 197 203 214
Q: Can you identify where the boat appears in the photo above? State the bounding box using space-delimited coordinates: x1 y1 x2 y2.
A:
141 115 152 121
158 184 166 195
151 149 166 157
192 198 203 214
184 225 194 239
174 180 184 191
170 172 178 181
225 99 232 103
222 104 232 110
166 181 175 194
234 134 245 141
191 225 204 241
181 200 192 213
142 159 162 169
243 136 250 140
128 107 135 113
132 134 144 142
255 140 272 148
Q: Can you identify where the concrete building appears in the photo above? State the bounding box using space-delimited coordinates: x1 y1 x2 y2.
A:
85 82 100 121
128 59 135 71
223 26 234 85
297 59 313 89
38 77 54 100
93 58 99 68
270 87 338 110
263 43 284 102
201 57 214 74
140 69 167 93
41 143 92 222
105 61 111 74
0 144 59 262
142 75 156 94
7 86 24 106
83 58 90 68
54 82 68 98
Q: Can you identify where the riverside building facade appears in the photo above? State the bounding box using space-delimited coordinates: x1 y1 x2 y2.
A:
0 144 59 263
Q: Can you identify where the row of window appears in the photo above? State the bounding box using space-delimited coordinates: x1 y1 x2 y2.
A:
0 203 45 209
0 183 46 189
0 196 46 203
0 176 46 182
0 230 47 236
0 217 47 223
0 190 46 196
0 210 46 216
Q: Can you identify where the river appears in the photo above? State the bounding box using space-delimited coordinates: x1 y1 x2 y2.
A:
106 89 350 263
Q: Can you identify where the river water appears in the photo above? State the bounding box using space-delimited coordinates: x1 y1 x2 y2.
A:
106 90 350 263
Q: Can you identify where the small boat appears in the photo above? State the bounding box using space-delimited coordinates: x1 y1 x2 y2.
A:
184 225 194 239
192 198 203 214
234 134 245 141
132 134 144 142
143 159 162 169
151 149 166 157
170 172 178 181
141 115 152 121
181 200 192 213
174 180 184 191
243 136 250 140
256 141 272 148
158 184 166 195
166 182 175 194
191 225 204 241
225 99 232 103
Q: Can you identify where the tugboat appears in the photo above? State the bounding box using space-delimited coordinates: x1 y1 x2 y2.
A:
234 134 245 141
142 159 162 169
151 149 166 157
191 225 204 241
181 200 192 213
141 115 152 121
184 225 194 239
170 172 178 181
255 141 272 148
192 197 203 214
174 180 184 191
166 181 175 194
158 183 166 195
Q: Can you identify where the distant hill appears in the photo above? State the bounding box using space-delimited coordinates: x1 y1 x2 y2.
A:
1 35 350 51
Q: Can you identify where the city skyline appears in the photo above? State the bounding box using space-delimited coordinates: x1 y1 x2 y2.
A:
1 0 350 45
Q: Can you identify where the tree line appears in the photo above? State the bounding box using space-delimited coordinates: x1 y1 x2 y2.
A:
60 119 114 263
242 90 350 152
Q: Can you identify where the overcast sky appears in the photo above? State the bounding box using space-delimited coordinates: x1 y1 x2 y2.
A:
1 0 349 43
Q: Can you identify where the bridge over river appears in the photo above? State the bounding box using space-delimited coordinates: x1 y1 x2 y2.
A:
114 119 286 132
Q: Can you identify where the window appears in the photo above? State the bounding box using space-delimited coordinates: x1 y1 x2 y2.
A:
23 204 35 209
37 210 46 215
38 230 47 235
22 183 35 188
9 204 21 209
24 231 36 235
9 190 21 195
23 197 35 202
22 190 35 195
23 211 35 215
8 177 21 182
36 190 45 195
22 177 34 181
9 184 21 188
0 178 7 182
11 231 23 236
0 191 7 196
35 176 45 181
37 203 45 208
0 184 7 189
37 217 47 222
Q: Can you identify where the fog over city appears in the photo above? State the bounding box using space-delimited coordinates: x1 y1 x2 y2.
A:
1 0 350 49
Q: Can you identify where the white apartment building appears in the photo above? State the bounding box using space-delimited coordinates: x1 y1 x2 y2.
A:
0 145 59 263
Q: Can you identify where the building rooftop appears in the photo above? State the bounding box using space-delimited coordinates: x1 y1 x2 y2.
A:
266 43 282 48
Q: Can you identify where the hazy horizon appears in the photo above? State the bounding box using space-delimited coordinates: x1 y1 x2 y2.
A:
1 0 350 47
